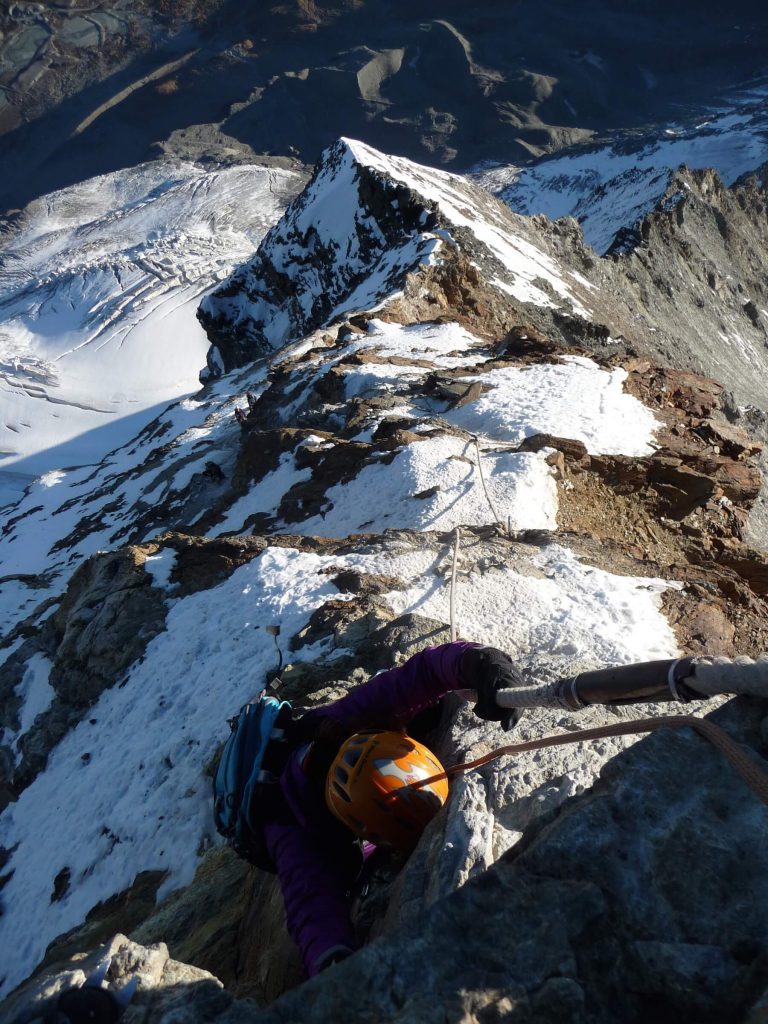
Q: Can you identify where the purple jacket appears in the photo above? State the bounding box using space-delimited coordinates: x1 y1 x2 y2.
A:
263 641 475 975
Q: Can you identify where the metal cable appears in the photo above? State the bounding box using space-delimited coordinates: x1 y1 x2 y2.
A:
472 435 505 530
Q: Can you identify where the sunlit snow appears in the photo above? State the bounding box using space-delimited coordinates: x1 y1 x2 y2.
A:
0 140 680 999
478 83 768 253
0 160 301 506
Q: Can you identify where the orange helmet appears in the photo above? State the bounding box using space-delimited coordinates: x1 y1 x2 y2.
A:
325 730 449 850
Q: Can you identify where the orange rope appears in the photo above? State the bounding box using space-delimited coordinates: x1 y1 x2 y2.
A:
406 715 768 806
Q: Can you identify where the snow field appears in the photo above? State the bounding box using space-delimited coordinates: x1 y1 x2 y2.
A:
488 85 768 253
210 451 313 537
0 355 275 639
0 540 680 996
351 318 488 364
0 160 301 501
0 142 678 999
295 436 558 536
446 356 660 456
0 653 56 764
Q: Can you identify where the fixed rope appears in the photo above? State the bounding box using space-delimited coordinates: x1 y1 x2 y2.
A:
471 435 506 532
449 526 461 643
688 655 768 698
405 715 768 807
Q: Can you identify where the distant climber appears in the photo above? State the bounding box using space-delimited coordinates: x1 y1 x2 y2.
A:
246 392 258 412
234 407 248 426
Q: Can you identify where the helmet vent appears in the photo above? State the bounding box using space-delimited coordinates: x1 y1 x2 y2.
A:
343 748 362 769
335 766 349 784
332 781 351 802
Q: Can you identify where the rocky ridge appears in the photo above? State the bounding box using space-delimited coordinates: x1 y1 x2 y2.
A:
484 80 768 255
200 141 768 417
2 139 768 1020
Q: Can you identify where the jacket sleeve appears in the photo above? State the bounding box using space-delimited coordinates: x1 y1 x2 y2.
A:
264 819 357 976
317 641 477 731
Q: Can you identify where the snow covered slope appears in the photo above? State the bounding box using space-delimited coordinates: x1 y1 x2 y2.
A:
0 320 678 995
0 161 302 506
477 80 768 254
198 138 594 374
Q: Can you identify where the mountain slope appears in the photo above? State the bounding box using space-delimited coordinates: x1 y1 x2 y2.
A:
0 160 303 507
480 78 768 254
2 1 767 214
1 139 768 1014
197 138 593 373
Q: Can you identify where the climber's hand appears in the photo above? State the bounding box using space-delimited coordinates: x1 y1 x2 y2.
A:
460 646 524 732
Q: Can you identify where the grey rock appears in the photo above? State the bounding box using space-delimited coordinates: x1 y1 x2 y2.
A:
0 934 230 1024
1 2 765 215
48 546 168 708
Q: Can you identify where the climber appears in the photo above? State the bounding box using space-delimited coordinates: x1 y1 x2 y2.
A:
231 642 515 975
228 643 715 977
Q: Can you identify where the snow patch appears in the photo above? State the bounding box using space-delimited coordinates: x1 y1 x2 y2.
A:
483 85 768 253
0 539 680 996
296 437 558 537
11 654 56 757
143 549 178 591
446 357 660 456
0 160 300 494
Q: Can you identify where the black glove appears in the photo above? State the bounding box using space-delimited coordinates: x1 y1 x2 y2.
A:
460 646 525 732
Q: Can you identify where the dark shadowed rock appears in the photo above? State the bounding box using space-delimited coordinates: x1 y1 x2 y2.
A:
48 547 168 708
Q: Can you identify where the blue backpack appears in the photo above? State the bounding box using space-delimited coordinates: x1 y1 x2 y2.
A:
213 691 293 871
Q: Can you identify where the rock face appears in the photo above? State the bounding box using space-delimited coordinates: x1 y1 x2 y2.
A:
604 166 768 414
199 141 768 424
0 545 167 802
493 92 768 256
2 933 232 1024
1 0 765 215
244 698 768 1024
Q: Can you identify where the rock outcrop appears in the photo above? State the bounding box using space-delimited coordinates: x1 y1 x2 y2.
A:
7 695 768 1024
